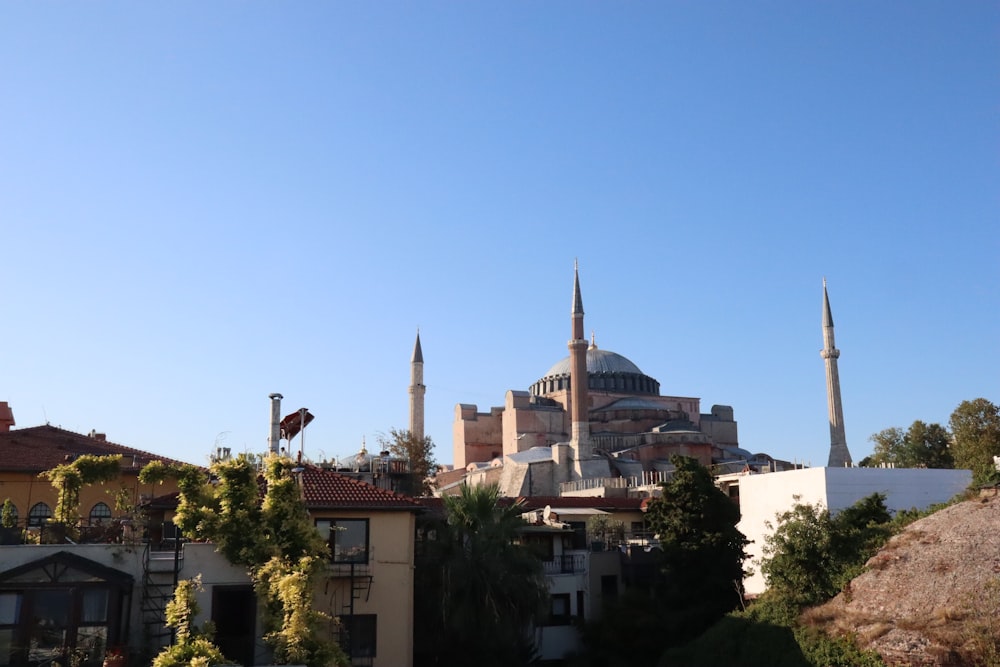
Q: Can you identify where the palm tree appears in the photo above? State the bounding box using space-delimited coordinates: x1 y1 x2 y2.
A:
415 484 547 667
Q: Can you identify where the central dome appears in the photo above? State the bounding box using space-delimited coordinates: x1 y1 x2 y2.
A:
530 345 660 397
542 348 644 377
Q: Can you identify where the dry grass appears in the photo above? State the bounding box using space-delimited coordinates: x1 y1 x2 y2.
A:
858 621 895 643
929 559 953 574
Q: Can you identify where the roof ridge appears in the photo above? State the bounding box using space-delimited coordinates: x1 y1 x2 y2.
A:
0 424 197 470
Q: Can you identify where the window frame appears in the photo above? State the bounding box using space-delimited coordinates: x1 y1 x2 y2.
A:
89 503 112 526
315 518 370 564
0 553 129 667
27 503 52 528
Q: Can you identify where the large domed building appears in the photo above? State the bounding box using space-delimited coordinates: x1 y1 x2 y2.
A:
531 343 660 398
450 265 742 497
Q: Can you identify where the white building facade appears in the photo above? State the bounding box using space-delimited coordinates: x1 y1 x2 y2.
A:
736 466 972 596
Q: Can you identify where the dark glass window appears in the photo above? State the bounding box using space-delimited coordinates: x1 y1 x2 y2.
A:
27 503 51 528
315 519 369 563
567 521 587 550
0 554 128 667
89 503 112 525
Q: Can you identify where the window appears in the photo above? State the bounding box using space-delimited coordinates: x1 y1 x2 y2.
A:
315 519 369 563
548 594 571 626
89 503 112 525
567 521 587 550
341 614 376 659
27 503 52 527
0 552 129 666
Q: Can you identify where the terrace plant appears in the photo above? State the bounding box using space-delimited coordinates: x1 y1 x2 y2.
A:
152 576 227 667
585 514 624 547
40 454 122 535
1 498 16 529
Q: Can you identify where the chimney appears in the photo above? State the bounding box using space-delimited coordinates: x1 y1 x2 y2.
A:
0 402 13 433
268 393 283 455
88 429 106 442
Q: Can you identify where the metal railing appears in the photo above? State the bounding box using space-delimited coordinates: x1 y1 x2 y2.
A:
542 553 587 575
559 469 672 494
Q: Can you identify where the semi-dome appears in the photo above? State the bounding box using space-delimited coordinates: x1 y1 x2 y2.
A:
530 342 660 398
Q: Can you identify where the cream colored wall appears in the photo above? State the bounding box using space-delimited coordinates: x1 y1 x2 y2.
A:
311 509 415 667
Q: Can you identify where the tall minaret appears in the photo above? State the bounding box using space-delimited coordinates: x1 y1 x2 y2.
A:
409 330 425 441
569 261 591 459
821 279 852 467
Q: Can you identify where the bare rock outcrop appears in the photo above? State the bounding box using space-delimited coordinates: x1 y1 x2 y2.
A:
805 491 1000 666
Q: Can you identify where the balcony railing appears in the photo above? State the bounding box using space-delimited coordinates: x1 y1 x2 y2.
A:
542 553 587 575
328 546 374 578
559 469 672 494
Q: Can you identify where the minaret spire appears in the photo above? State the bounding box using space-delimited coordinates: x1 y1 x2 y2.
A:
568 261 591 458
409 330 425 441
821 280 852 467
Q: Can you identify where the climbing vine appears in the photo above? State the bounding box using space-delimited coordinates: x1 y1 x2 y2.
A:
40 454 123 527
152 575 227 667
140 454 347 667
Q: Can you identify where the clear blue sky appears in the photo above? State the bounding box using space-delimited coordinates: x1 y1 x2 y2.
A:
2 2 997 470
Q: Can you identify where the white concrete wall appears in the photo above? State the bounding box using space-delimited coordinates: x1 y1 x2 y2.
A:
738 467 972 595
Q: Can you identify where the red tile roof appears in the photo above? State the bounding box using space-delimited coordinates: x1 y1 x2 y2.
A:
298 465 420 510
141 465 420 512
0 424 194 473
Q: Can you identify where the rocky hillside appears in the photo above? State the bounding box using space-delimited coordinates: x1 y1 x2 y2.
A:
804 491 1000 666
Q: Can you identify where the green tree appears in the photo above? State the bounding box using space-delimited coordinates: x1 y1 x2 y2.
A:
645 455 749 645
377 428 436 496
949 398 1000 486
761 493 891 608
414 483 547 667
863 421 953 469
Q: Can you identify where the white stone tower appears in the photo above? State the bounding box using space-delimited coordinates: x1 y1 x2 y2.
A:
821 279 852 467
409 330 425 441
569 261 591 459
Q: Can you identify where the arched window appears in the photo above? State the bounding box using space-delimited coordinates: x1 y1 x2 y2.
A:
89 502 112 525
28 502 52 527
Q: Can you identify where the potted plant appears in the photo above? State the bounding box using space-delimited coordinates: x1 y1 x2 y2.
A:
586 515 626 551
103 645 127 667
586 514 610 552
0 499 19 545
